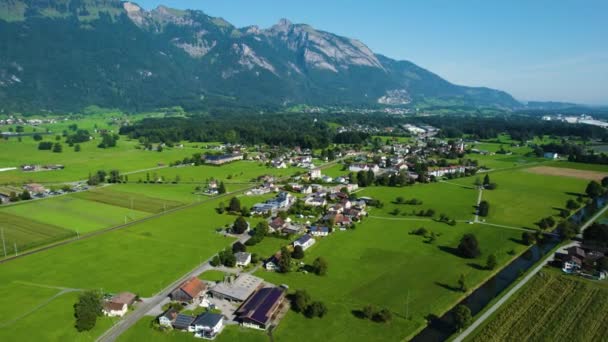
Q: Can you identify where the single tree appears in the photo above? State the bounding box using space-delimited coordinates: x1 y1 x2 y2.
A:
373 308 392 323
292 245 305 259
483 174 490 187
232 216 249 234
74 144 81 152
278 247 292 273
218 181 227 194
458 234 481 258
52 142 63 153
453 305 472 331
312 257 328 276
362 304 375 319
304 301 328 318
292 289 311 313
486 254 497 270
522 231 536 245
458 274 467 292
229 196 241 212
232 241 246 253
478 200 490 217
73 290 103 332
586 181 603 198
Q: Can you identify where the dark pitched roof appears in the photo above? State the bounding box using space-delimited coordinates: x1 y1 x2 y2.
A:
193 312 223 327
173 314 195 329
236 287 285 326
110 292 136 305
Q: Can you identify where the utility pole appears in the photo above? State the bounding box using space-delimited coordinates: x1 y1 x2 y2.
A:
406 290 410 320
14 242 18 257
1 228 6 258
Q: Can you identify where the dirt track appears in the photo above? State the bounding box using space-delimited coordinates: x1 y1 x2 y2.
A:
526 166 607 181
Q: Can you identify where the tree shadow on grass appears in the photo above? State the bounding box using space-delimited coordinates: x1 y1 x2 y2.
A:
351 309 366 319
565 192 586 197
438 245 461 257
509 237 527 245
467 262 486 271
435 281 461 292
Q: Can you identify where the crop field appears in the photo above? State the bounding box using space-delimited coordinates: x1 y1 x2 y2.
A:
73 187 184 213
127 161 301 184
0 212 74 257
0 194 241 341
526 166 608 181
1 195 150 233
470 270 608 342
255 217 527 342
545 160 608 173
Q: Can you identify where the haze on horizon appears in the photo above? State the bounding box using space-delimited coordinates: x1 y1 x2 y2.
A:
135 0 608 106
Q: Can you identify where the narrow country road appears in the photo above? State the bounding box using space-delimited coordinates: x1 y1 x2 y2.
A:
96 233 251 342
453 202 608 342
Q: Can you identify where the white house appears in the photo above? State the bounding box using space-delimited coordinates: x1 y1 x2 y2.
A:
190 312 224 339
544 152 559 160
293 234 316 251
102 302 128 317
310 226 330 237
158 308 179 327
310 169 322 179
235 252 252 267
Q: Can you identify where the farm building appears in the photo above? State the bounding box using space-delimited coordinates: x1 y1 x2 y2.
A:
209 274 264 302
236 287 286 330
170 277 207 304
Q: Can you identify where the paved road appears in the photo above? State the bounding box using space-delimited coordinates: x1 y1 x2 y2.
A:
96 233 251 342
453 203 608 342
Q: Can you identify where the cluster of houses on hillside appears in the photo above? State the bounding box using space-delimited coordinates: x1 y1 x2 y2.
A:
0 116 60 126
157 274 287 339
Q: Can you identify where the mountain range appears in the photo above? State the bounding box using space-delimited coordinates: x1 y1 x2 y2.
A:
0 0 522 113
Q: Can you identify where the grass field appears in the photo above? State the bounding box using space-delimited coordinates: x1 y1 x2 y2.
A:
255 218 527 342
73 187 184 213
0 211 75 256
0 137 197 184
127 161 301 184
469 269 608 342
359 182 479 221
465 169 588 229
1 195 150 233
198 270 229 283
0 194 242 341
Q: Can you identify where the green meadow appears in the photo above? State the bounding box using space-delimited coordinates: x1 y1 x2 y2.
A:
255 219 527 342
359 182 479 221
1 195 150 233
0 195 243 341
460 169 588 229
0 137 196 184
127 161 301 184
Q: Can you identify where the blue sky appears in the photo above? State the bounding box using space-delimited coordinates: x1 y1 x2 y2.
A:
135 0 608 105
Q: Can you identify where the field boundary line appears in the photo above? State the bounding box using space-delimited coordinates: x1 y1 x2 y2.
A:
0 288 80 328
0 185 257 264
